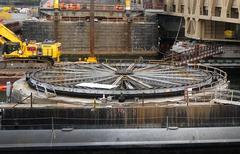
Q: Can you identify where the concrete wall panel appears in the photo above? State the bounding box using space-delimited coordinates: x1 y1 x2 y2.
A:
22 20 158 55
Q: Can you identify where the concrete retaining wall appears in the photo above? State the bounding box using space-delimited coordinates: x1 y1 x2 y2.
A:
23 20 158 55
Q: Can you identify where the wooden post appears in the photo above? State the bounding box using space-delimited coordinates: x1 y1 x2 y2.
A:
30 93 33 108
166 116 169 130
142 93 144 106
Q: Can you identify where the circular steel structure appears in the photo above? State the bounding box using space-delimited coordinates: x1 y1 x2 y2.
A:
27 63 227 98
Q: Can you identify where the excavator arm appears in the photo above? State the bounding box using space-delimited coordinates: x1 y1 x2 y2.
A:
0 37 5 58
0 36 6 45
0 20 61 64
0 24 22 48
0 24 23 58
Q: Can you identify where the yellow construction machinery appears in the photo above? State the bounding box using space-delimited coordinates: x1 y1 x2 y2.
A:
125 0 131 11
0 23 61 64
224 30 234 39
0 9 12 21
54 0 60 10
2 7 11 13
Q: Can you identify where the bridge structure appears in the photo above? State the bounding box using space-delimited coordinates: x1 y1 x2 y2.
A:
157 0 240 42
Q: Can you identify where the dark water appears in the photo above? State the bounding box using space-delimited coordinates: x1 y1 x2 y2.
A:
223 68 240 90
2 146 240 154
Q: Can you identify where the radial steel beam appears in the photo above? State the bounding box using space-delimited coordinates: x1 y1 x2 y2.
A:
132 75 181 86
127 75 153 89
92 75 118 84
134 73 202 82
101 63 117 72
125 81 134 89
126 63 135 71
112 75 124 85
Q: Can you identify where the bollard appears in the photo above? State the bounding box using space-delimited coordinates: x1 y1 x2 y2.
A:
30 93 33 108
166 116 169 130
6 81 11 103
93 98 96 109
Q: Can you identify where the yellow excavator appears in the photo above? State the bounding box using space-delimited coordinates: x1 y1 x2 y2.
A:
0 23 61 64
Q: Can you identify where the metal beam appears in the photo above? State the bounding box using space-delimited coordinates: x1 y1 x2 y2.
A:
89 0 95 57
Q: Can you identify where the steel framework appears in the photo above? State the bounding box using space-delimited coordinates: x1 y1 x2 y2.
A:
27 62 227 99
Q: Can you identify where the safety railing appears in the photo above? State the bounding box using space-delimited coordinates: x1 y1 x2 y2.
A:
214 89 240 103
58 16 151 22
188 63 228 89
164 45 223 66
41 2 125 12
185 88 240 106
1 116 240 130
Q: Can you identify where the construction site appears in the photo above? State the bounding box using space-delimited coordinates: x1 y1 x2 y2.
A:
0 0 240 153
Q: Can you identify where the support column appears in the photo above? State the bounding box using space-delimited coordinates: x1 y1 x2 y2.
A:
195 19 202 39
90 0 95 57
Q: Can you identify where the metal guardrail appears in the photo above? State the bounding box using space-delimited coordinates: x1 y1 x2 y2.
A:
164 45 223 66
214 89 240 103
188 64 228 89
200 59 240 67
187 88 240 105
41 3 125 12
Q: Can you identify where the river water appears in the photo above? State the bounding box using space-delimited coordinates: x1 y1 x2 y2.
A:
223 68 240 90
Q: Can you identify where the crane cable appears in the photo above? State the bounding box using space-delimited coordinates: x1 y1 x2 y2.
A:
174 17 183 45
